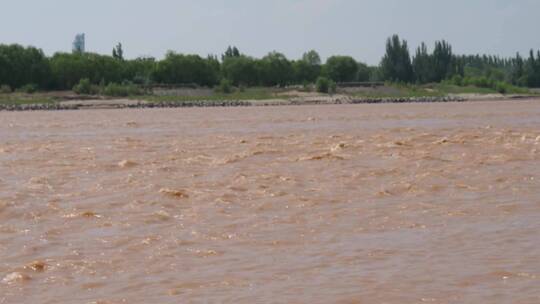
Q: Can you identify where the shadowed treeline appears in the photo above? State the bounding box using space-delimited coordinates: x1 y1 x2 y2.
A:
1 35 539 94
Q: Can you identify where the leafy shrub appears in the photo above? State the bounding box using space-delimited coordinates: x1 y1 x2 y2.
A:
495 82 508 94
73 78 99 95
466 76 495 88
0 85 11 93
316 77 336 94
450 75 463 86
102 82 143 97
17 84 38 94
448 74 526 95
316 77 329 93
216 79 233 94
494 82 528 94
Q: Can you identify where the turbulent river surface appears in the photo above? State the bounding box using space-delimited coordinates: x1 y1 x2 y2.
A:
1 100 540 304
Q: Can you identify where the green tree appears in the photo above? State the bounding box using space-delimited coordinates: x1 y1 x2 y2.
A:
222 46 241 61
413 42 433 83
380 35 414 82
49 52 123 89
432 40 454 82
113 43 124 60
232 47 240 57
525 49 540 87
258 51 293 86
367 66 383 82
316 77 336 93
221 55 259 86
123 57 156 85
0 44 50 89
207 54 221 80
323 56 358 82
293 50 322 83
154 52 219 86
302 50 321 66
356 62 371 82
509 53 525 85
216 78 233 93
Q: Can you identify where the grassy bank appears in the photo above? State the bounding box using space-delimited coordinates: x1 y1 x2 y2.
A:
348 83 535 99
0 93 58 105
139 87 282 103
1 83 537 109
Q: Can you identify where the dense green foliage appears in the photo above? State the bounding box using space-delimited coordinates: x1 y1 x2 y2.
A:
0 44 50 89
49 52 124 89
112 43 124 60
316 77 336 93
258 52 294 86
216 78 233 94
356 62 371 82
222 46 240 60
73 78 100 95
72 78 144 96
293 50 322 84
323 56 358 82
221 55 259 86
381 35 414 82
412 41 463 83
443 75 526 94
123 57 156 85
154 52 219 86
384 34 540 90
101 82 143 97
456 51 540 87
1 38 540 94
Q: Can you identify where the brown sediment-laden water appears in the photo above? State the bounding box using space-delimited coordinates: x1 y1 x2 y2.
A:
1 99 539 303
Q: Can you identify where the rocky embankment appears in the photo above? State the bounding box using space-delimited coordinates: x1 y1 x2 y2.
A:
0 103 81 111
350 96 467 104
0 96 468 111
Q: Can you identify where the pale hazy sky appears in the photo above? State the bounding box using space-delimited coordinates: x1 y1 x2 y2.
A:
1 0 539 64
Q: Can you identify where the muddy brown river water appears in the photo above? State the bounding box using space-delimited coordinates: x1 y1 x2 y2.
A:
1 100 540 303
